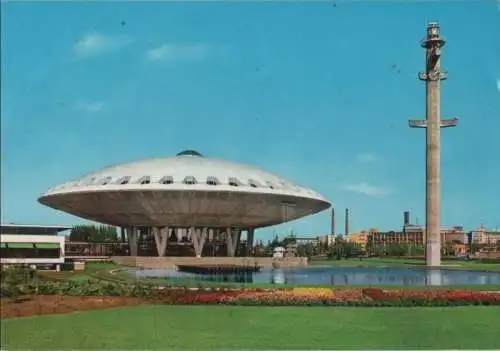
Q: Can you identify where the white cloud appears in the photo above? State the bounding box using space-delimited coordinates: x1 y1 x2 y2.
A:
341 182 390 197
497 79 500 93
76 101 105 113
145 43 208 62
73 33 131 58
356 153 377 163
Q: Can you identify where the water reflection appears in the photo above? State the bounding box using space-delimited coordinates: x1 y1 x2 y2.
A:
134 266 500 286
271 270 286 284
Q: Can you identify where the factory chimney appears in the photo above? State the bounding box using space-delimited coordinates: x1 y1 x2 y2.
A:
404 211 410 226
344 208 350 236
331 208 336 235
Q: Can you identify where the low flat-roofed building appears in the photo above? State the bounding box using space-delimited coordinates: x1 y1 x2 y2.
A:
471 225 500 245
347 231 370 248
317 234 336 247
0 223 70 268
368 230 424 246
366 225 466 246
295 237 320 246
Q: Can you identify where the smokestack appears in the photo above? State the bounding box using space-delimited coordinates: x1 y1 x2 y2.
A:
331 208 336 235
404 211 410 226
345 208 349 236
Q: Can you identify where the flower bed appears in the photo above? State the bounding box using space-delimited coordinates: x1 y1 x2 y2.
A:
165 288 500 307
362 288 500 306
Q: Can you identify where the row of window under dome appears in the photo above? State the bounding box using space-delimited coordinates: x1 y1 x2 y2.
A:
50 176 318 195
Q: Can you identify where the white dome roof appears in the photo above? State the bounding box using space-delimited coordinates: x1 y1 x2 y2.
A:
39 150 331 228
43 150 328 201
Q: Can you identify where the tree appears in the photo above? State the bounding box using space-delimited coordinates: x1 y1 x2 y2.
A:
69 224 118 242
471 243 486 254
296 243 314 258
269 235 281 249
387 243 407 258
347 242 362 258
281 235 297 247
408 244 425 256
327 239 362 260
442 244 456 256
367 244 386 257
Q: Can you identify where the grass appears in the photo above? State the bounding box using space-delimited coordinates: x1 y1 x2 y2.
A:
38 263 123 282
2 305 500 350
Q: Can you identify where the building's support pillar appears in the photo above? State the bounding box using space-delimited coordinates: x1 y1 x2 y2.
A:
126 227 139 256
247 228 255 253
235 229 241 254
153 226 169 257
191 227 208 258
120 227 126 243
172 227 179 243
226 227 241 257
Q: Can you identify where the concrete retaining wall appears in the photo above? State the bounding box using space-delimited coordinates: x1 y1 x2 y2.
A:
111 256 308 269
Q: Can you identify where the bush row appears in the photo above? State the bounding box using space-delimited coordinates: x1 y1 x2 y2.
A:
0 266 154 298
1 278 155 298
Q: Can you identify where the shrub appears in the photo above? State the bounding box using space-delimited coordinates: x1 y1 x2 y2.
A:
1 266 39 297
0 269 155 299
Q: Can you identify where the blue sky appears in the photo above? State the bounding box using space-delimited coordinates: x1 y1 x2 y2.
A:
1 1 499 240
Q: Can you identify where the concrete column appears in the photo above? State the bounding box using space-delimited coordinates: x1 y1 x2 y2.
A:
120 227 126 243
126 227 139 256
409 23 457 266
235 228 241 253
226 227 241 257
153 226 169 257
247 228 255 253
176 228 182 242
191 227 208 258
426 70 441 267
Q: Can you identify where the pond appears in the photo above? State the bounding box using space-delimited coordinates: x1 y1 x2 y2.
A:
130 266 500 286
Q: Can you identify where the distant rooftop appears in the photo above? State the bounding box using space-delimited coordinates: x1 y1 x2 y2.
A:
1 223 71 235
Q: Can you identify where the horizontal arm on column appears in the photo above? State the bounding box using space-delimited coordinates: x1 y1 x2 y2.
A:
440 117 459 128
408 119 427 128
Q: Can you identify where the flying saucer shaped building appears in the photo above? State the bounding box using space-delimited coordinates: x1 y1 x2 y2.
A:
39 150 331 257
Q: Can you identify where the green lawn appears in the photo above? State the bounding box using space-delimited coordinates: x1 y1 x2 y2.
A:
2 306 500 349
38 262 123 281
